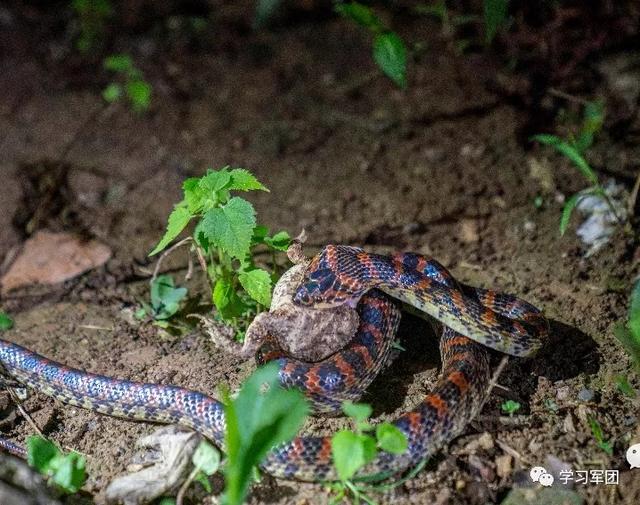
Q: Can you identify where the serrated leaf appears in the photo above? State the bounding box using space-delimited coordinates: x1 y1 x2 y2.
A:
342 401 372 423
199 169 232 195
531 134 598 185
200 197 256 259
484 0 509 44
149 203 192 256
183 177 207 214
251 225 269 246
373 32 407 88
239 269 272 306
331 430 377 481
376 423 408 454
335 2 383 31
227 168 269 192
192 440 221 476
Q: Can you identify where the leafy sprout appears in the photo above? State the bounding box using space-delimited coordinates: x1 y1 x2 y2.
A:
221 362 309 505
500 399 521 416
612 278 640 369
336 2 408 88
103 54 152 112
531 100 623 236
329 401 408 504
27 436 87 494
150 167 290 333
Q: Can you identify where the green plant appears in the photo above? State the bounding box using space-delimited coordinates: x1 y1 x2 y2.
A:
613 278 640 369
336 2 408 88
500 399 521 416
150 167 290 332
483 0 509 43
174 440 221 503
587 416 613 456
614 374 636 398
531 101 623 236
103 54 152 113
27 436 87 494
221 362 309 505
328 401 408 504
0 311 13 331
135 275 188 326
71 0 112 53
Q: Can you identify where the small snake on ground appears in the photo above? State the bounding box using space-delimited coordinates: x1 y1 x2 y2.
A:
0 245 548 481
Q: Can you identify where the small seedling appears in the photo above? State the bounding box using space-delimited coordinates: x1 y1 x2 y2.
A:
483 0 509 44
175 440 221 503
103 54 152 112
27 436 87 494
612 278 640 369
150 167 291 333
136 275 188 328
71 0 112 53
221 362 309 505
587 416 613 456
500 400 521 416
329 401 408 504
336 2 408 88
531 101 623 236
0 311 13 331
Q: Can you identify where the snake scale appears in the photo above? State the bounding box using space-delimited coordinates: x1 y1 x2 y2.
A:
0 245 548 481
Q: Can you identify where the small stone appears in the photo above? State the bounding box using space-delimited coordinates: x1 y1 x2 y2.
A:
562 413 576 433
459 219 480 243
523 220 537 233
577 389 594 402
556 385 571 401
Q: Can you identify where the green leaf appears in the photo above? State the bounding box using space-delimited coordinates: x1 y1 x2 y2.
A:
576 100 605 152
500 400 521 415
150 275 188 320
223 363 309 505
212 278 244 319
238 269 272 307
628 278 640 340
27 436 60 474
331 431 377 481
375 423 408 454
199 169 232 196
200 197 257 260
484 0 509 44
227 168 269 192
183 177 208 214
192 440 221 476
158 498 176 505
342 401 372 423
373 32 407 88
559 192 586 236
102 83 122 103
251 225 270 246
195 471 212 493
531 134 598 185
149 203 192 256
126 79 152 112
254 0 283 28
52 452 86 493
264 230 291 251
614 374 636 398
0 311 13 331
335 2 383 31
104 54 133 73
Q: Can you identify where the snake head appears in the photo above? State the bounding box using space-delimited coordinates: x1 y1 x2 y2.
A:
294 267 361 309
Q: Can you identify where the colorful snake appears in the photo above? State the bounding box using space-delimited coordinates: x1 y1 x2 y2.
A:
0 245 548 481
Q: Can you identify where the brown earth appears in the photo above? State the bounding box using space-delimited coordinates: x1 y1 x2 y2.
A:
0 2 639 504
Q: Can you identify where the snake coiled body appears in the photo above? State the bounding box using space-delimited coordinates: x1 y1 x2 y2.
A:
0 245 548 481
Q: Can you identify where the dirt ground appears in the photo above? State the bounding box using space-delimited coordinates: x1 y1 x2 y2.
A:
1 2 639 504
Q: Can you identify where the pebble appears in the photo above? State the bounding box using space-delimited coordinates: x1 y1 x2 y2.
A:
556 385 571 401
495 454 513 478
577 389 594 402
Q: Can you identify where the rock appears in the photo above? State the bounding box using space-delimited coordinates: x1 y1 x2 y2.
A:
495 454 513 479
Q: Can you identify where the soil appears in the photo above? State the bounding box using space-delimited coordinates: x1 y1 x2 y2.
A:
1 2 639 504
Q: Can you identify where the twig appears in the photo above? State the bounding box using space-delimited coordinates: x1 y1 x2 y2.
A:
150 237 193 284
480 355 509 412
6 388 63 452
628 169 640 218
176 466 199 505
547 88 590 106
